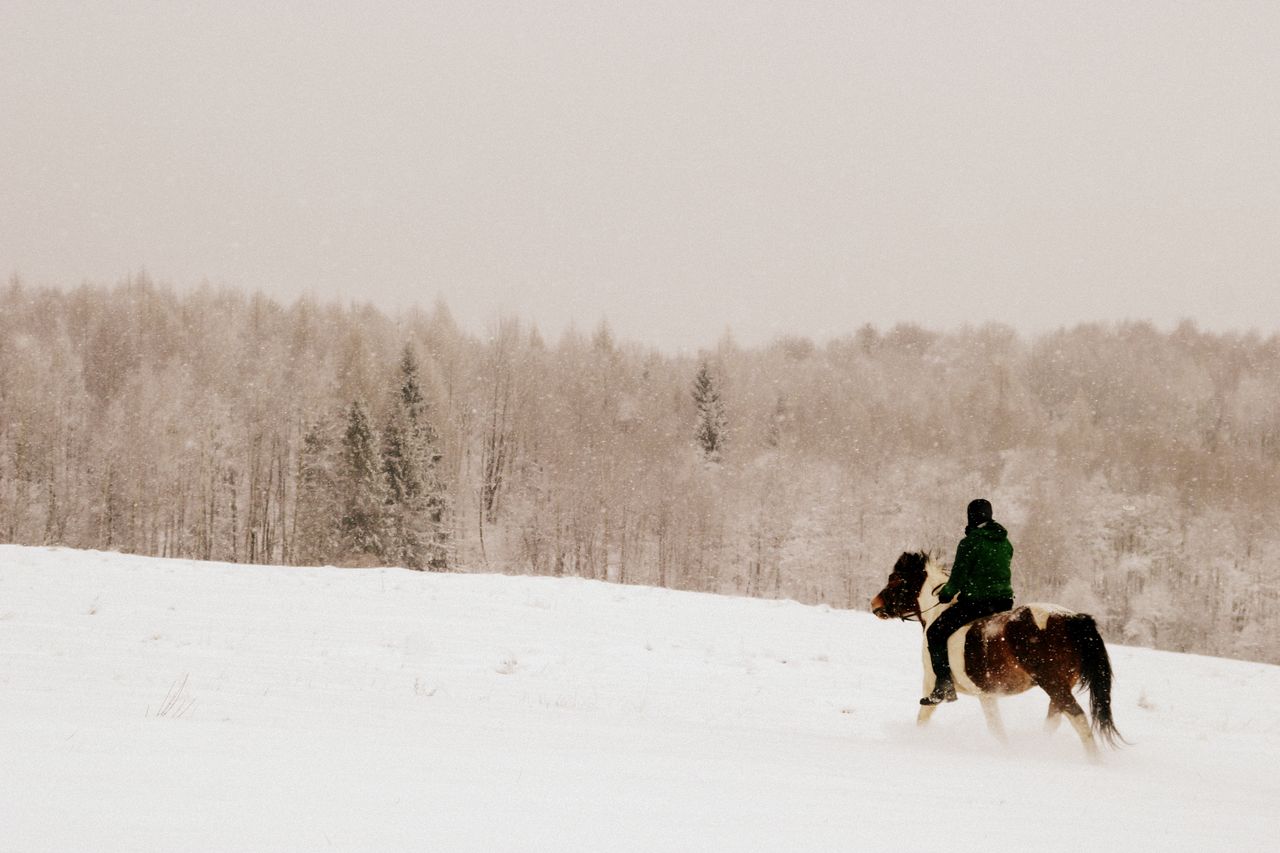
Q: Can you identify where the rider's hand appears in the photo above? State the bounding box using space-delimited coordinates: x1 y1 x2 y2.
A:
937 589 955 604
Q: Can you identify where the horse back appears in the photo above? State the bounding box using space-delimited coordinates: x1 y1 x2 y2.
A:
961 604 1082 696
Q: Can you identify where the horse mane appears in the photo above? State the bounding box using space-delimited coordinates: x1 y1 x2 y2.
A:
894 550 926 568
894 550 938 577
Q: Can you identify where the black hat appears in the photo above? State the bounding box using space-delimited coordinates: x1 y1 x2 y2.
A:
967 498 993 527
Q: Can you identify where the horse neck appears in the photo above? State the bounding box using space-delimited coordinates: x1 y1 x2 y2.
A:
918 559 948 630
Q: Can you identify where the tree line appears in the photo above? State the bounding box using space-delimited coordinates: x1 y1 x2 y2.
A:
1 276 1277 663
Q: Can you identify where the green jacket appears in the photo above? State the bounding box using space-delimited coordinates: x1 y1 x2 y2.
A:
940 521 1014 601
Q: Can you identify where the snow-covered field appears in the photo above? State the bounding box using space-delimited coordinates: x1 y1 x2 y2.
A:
1 545 1277 852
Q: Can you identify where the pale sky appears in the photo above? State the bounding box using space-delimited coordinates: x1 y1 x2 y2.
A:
2 1 1278 349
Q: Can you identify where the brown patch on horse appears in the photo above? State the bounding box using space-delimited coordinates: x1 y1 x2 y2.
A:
963 608 1087 701
961 610 1036 695
1012 610 1091 719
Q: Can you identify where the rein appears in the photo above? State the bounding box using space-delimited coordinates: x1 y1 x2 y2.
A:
899 583 949 632
904 600 947 631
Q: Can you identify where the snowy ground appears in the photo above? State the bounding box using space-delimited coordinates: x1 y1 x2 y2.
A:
1 545 1277 852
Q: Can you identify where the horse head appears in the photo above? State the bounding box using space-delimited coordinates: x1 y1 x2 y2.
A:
870 551 930 620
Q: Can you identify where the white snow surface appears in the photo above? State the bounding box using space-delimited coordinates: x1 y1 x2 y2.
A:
2 545 1278 852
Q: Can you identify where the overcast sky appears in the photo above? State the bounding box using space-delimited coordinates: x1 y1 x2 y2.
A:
2 1 1278 350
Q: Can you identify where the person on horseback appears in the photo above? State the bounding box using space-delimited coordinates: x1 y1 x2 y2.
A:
921 498 1015 705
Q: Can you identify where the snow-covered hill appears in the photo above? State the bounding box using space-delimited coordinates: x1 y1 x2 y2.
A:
1 545 1276 852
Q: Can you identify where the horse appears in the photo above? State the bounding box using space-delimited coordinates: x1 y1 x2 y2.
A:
870 551 1125 759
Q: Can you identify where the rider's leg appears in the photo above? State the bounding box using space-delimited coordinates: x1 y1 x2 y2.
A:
922 605 972 704
921 598 1012 705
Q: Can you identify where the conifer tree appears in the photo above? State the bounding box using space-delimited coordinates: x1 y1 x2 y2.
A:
381 345 449 570
293 417 341 565
692 361 726 463
339 400 385 562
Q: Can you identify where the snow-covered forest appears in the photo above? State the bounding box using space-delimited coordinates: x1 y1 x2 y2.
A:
1 276 1277 663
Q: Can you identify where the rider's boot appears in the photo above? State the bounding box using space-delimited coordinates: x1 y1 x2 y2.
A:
920 676 957 706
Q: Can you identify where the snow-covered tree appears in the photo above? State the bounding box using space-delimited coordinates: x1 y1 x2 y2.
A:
692 361 726 463
338 401 385 563
293 418 341 566
381 345 449 570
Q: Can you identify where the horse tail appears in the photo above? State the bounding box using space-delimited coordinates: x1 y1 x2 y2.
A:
1066 613 1128 748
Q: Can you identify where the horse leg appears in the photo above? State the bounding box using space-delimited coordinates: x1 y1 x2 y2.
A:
1054 696 1105 758
1044 700 1064 736
1037 678 1099 760
979 695 1009 745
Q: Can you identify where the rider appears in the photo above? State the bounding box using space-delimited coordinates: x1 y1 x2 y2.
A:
921 498 1015 706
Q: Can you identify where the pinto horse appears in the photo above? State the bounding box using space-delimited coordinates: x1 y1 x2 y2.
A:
870 551 1125 759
